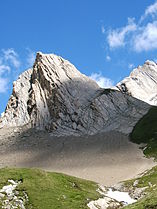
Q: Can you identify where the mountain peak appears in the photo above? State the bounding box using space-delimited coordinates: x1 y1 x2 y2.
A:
0 53 150 136
117 60 157 105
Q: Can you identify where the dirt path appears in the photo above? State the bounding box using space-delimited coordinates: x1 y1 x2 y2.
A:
0 127 156 186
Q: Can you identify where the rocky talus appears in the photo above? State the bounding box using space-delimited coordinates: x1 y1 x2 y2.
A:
0 52 150 136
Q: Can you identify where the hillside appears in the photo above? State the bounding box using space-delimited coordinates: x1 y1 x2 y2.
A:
0 168 100 209
1 53 157 209
130 106 157 159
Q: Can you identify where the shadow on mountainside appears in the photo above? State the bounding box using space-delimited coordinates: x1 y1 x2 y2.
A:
0 75 154 185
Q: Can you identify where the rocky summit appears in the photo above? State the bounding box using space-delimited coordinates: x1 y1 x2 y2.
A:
117 60 157 105
0 52 150 136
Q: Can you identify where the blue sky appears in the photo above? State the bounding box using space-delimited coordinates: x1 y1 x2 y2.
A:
0 0 157 113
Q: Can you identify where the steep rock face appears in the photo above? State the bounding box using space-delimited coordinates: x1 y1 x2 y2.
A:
0 52 150 136
117 60 157 105
0 69 33 127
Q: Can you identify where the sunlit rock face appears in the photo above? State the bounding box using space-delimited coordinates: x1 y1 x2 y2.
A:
117 60 157 105
0 52 150 136
0 68 33 127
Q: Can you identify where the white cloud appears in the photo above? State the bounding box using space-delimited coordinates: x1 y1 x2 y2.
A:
89 73 114 88
107 18 136 48
141 1 157 21
0 65 10 75
26 50 35 67
133 21 157 52
0 65 10 93
106 55 111 61
0 48 36 94
128 63 135 69
0 77 8 93
0 48 20 94
2 48 20 68
101 25 105 34
105 1 157 53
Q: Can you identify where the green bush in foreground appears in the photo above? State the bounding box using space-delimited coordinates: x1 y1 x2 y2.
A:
0 168 100 209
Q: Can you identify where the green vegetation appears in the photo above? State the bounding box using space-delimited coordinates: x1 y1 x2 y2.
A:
1 106 157 209
130 106 157 159
0 168 100 209
126 106 157 208
103 88 116 95
124 166 157 209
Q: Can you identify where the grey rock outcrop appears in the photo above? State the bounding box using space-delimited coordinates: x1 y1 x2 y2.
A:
0 69 33 127
0 52 150 136
117 60 157 105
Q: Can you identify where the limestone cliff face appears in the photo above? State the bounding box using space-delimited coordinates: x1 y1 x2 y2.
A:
0 52 150 136
117 60 157 105
0 69 33 127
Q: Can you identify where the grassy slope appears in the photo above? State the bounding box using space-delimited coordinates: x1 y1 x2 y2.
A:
0 168 100 209
125 106 157 208
1 107 157 209
124 166 157 209
130 106 157 159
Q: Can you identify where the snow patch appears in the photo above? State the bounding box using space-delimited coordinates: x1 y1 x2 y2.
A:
87 186 136 209
106 188 136 205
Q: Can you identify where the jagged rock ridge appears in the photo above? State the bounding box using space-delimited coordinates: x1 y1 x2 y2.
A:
0 52 150 136
117 60 157 105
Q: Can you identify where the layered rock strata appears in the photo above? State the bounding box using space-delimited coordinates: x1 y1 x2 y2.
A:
117 60 157 105
0 52 150 136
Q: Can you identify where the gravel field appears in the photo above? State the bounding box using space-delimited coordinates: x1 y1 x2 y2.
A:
0 127 155 186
